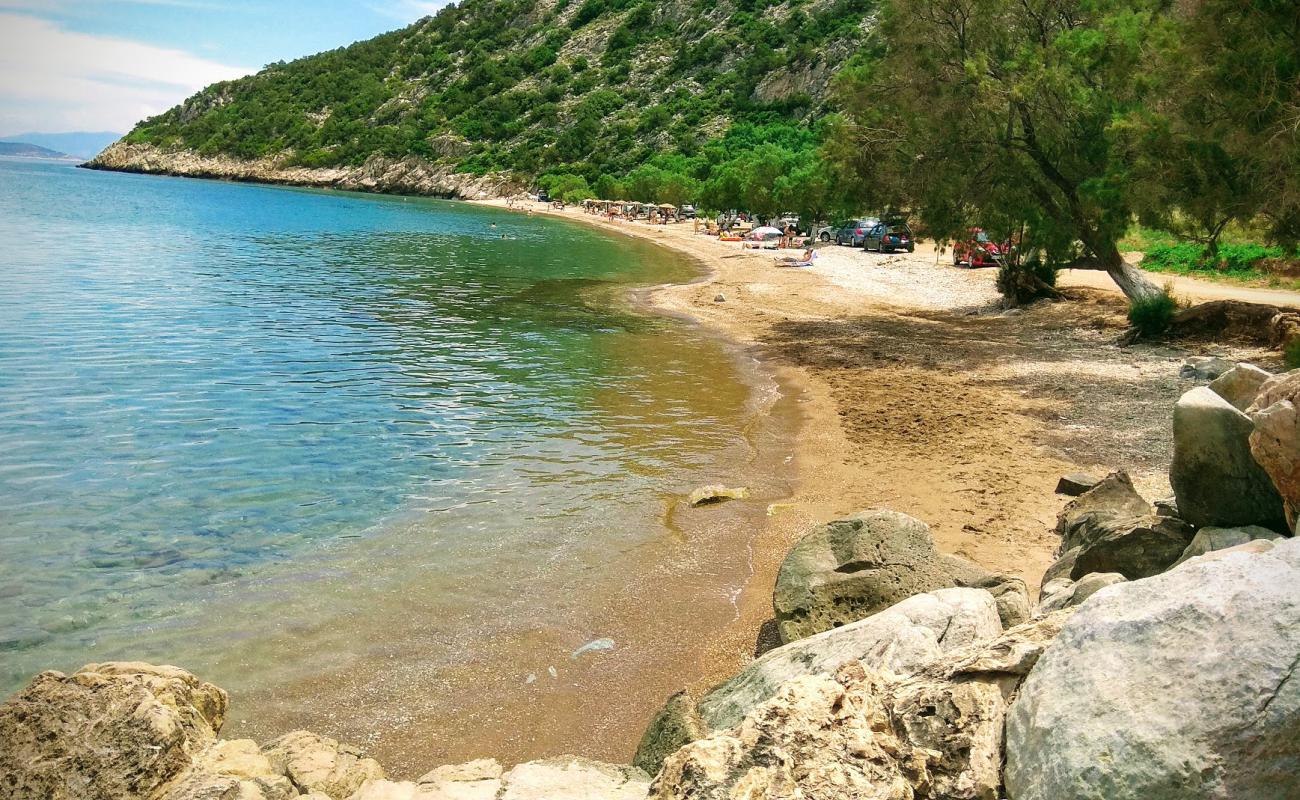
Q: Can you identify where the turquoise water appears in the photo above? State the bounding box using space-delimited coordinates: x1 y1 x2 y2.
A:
0 159 789 762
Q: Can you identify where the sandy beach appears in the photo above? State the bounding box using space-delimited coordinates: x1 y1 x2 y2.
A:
475 199 1294 704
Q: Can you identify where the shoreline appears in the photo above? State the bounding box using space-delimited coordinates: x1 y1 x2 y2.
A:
473 199 859 689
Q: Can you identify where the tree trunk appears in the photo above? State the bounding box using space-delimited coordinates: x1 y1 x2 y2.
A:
1104 253 1164 303
1067 242 1165 302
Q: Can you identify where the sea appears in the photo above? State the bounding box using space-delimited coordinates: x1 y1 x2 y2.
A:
0 157 795 771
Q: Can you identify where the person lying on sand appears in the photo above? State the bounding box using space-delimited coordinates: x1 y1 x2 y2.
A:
775 248 817 267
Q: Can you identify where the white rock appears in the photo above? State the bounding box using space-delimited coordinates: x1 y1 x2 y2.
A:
1170 525 1284 568
263 730 383 799
1005 538 1300 799
499 757 649 800
698 587 1002 729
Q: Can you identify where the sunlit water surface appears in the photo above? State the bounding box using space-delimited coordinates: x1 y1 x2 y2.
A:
0 159 793 770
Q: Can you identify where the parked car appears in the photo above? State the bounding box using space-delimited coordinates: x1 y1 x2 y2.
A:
952 228 1007 267
830 218 879 246
680 205 697 219
536 189 550 203
864 221 915 253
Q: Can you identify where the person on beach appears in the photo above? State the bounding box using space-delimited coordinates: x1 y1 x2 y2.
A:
775 247 817 267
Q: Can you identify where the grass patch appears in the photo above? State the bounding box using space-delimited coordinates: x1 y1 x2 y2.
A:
1286 338 1300 370
1128 288 1180 337
1120 227 1300 290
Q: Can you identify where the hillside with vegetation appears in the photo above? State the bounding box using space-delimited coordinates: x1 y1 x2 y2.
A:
95 0 1298 309
111 0 875 219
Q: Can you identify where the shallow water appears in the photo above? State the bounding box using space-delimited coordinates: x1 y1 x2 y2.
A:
0 159 793 768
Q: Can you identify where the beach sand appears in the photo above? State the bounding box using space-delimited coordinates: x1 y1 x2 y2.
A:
475 200 1289 714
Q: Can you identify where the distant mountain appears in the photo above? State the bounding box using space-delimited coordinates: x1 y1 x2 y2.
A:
4 132 122 160
0 141 78 160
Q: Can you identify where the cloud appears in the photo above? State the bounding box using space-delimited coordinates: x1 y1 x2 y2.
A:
370 0 454 22
0 12 251 134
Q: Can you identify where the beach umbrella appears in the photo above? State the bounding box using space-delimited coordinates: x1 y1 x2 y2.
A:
747 226 783 237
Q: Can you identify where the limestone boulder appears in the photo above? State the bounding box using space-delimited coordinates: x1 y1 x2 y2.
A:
1054 471 1151 552
498 757 649 800
1005 537 1300 800
1248 369 1300 532
1069 514 1195 580
635 588 1002 775
651 612 1074 800
699 587 1001 731
162 739 297 800
1209 363 1271 409
773 509 1019 642
345 760 502 800
941 555 1031 628
1170 386 1286 531
1036 572 1126 616
263 730 383 799
0 662 227 800
1170 525 1285 569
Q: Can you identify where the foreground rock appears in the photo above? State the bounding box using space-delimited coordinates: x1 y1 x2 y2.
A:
0 662 647 800
1248 369 1300 532
349 757 650 800
1005 537 1300 799
773 510 1025 642
1054 471 1151 551
0 662 227 800
635 588 1001 775
1169 525 1284 568
1036 572 1126 615
651 612 1073 800
702 587 999 730
1068 514 1195 580
1209 363 1271 409
1170 387 1286 531
264 730 383 798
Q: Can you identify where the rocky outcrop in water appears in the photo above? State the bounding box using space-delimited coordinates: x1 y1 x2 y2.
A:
0 662 227 800
0 662 644 800
84 142 524 201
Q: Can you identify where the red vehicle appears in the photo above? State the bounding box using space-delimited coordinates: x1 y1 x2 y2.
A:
952 228 1009 268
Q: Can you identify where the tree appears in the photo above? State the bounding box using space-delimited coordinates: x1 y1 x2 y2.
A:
540 173 592 203
830 0 1167 300
1128 0 1300 249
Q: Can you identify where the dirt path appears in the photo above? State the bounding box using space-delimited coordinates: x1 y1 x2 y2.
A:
474 201 1288 695
1059 264 1300 308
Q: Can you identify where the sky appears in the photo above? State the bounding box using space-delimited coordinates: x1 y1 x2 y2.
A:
0 1 452 136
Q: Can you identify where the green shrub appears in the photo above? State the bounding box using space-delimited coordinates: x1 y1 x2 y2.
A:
1143 242 1294 277
1127 289 1180 336
1285 337 1300 370
995 260 1058 305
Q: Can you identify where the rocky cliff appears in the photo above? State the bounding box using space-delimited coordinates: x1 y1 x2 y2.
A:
85 142 525 200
